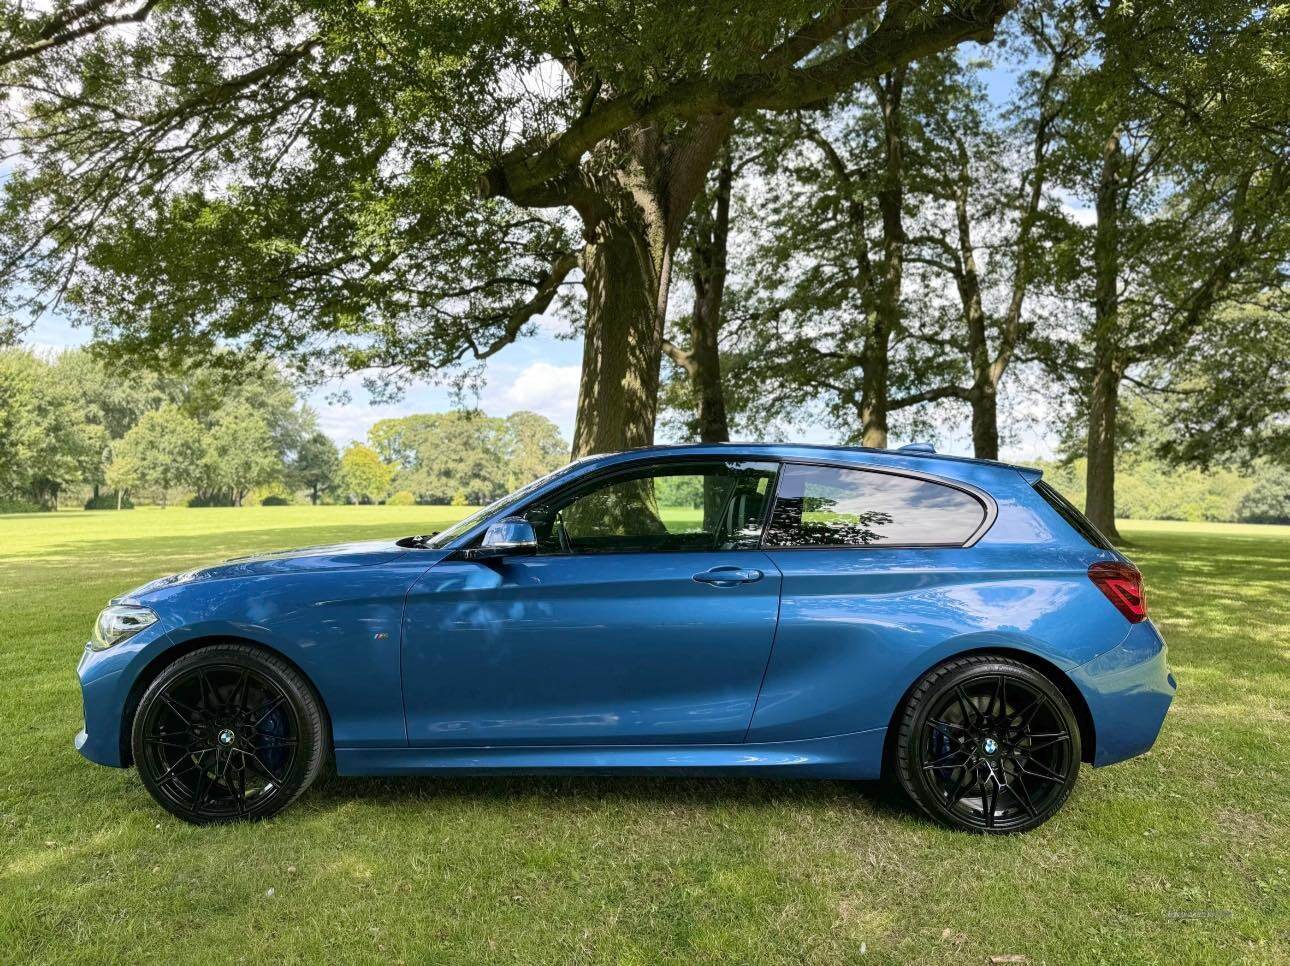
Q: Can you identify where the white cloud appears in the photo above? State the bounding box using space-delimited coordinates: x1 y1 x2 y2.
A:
494 361 581 433
313 400 417 447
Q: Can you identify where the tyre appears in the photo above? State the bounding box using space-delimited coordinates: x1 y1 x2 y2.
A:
130 643 328 824
894 654 1081 834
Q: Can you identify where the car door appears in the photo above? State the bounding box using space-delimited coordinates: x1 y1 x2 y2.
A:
745 461 998 743
401 459 783 746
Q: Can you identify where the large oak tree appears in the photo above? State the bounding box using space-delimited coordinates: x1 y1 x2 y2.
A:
0 0 1013 456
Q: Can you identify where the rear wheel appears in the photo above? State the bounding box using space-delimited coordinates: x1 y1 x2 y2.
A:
131 644 327 824
894 655 1081 834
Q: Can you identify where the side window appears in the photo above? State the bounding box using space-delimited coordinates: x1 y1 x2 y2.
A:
764 464 985 548
525 461 778 554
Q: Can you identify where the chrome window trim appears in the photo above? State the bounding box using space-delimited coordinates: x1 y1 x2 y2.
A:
487 455 782 556
759 458 998 551
451 452 996 553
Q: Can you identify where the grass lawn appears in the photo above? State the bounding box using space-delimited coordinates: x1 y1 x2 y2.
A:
1 507 1287 964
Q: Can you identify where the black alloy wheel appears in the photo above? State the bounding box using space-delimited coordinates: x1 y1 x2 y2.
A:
895 655 1082 834
131 644 327 824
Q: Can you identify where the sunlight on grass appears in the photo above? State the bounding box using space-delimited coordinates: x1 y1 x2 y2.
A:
0 509 1286 964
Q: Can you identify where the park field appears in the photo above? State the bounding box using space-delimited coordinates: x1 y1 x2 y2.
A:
0 507 1287 964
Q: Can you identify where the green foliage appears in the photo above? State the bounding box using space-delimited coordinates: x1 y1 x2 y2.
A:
0 349 106 508
655 474 705 509
1037 457 1255 524
1235 467 1290 525
338 443 394 505
185 494 234 507
0 0 1013 458
387 490 416 506
0 497 43 513
200 402 282 506
371 410 567 504
107 404 204 506
1151 298 1290 470
259 495 291 507
292 431 341 505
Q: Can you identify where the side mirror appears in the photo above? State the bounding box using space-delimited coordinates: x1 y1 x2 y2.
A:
461 516 538 561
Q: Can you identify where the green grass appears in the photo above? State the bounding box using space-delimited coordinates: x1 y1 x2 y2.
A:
1 507 1287 964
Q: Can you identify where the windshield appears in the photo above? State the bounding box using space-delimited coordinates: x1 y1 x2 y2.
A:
424 460 587 548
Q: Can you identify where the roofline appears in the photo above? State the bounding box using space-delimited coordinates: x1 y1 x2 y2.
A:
596 441 1043 481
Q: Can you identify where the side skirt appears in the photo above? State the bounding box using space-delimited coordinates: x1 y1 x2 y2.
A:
334 727 887 779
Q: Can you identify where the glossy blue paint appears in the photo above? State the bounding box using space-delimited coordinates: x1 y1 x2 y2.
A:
75 443 1175 782
334 727 888 779
401 551 781 745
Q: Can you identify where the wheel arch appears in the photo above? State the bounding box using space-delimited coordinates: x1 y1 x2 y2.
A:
119 634 334 767
881 645 1096 774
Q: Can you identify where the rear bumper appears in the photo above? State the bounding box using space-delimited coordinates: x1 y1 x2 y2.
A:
1070 620 1176 767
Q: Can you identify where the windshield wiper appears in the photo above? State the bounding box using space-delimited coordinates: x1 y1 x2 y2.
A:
396 532 440 549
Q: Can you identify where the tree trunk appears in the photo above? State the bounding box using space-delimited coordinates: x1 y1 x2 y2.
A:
970 383 999 460
1085 343 1120 540
1084 131 1124 541
950 160 1001 461
858 69 907 449
571 200 671 458
116 490 122 510
310 485 319 505
688 154 733 443
567 115 730 458
859 335 890 448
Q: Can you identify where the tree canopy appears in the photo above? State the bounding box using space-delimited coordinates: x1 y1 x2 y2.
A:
0 0 1015 454
370 410 567 504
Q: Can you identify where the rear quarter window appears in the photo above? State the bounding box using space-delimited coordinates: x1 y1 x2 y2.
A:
1032 480 1117 551
764 464 988 548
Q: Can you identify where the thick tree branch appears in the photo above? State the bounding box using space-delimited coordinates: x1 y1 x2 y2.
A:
660 337 697 375
760 1 884 71
481 1 1014 204
466 251 581 360
0 0 161 68
888 383 971 409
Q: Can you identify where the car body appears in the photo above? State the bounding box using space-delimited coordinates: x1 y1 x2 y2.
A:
76 443 1176 830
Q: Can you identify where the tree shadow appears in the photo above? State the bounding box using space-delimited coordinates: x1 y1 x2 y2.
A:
303 770 915 820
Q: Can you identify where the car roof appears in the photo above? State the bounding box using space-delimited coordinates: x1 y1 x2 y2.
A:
574 442 1043 487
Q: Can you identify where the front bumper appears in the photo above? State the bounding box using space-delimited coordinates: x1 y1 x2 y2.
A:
1070 619 1176 767
74 621 173 768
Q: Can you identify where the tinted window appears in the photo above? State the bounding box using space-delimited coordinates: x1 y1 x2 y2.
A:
1033 480 1116 551
525 461 778 554
764 464 985 548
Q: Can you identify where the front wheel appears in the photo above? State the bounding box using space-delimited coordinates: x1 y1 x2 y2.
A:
131 644 328 824
894 655 1082 834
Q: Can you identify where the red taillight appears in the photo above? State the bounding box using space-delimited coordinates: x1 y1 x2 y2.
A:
1088 561 1147 623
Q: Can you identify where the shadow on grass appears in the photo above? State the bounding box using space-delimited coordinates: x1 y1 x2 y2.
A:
303 771 915 819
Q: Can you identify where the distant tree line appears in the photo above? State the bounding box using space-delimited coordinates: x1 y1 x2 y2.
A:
0 348 568 511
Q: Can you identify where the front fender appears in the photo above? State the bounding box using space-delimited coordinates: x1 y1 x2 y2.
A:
83 558 439 755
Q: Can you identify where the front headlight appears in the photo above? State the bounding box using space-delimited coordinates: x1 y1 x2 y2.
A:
90 604 158 651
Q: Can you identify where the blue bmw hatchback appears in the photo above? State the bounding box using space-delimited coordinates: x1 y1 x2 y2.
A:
76 444 1175 832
